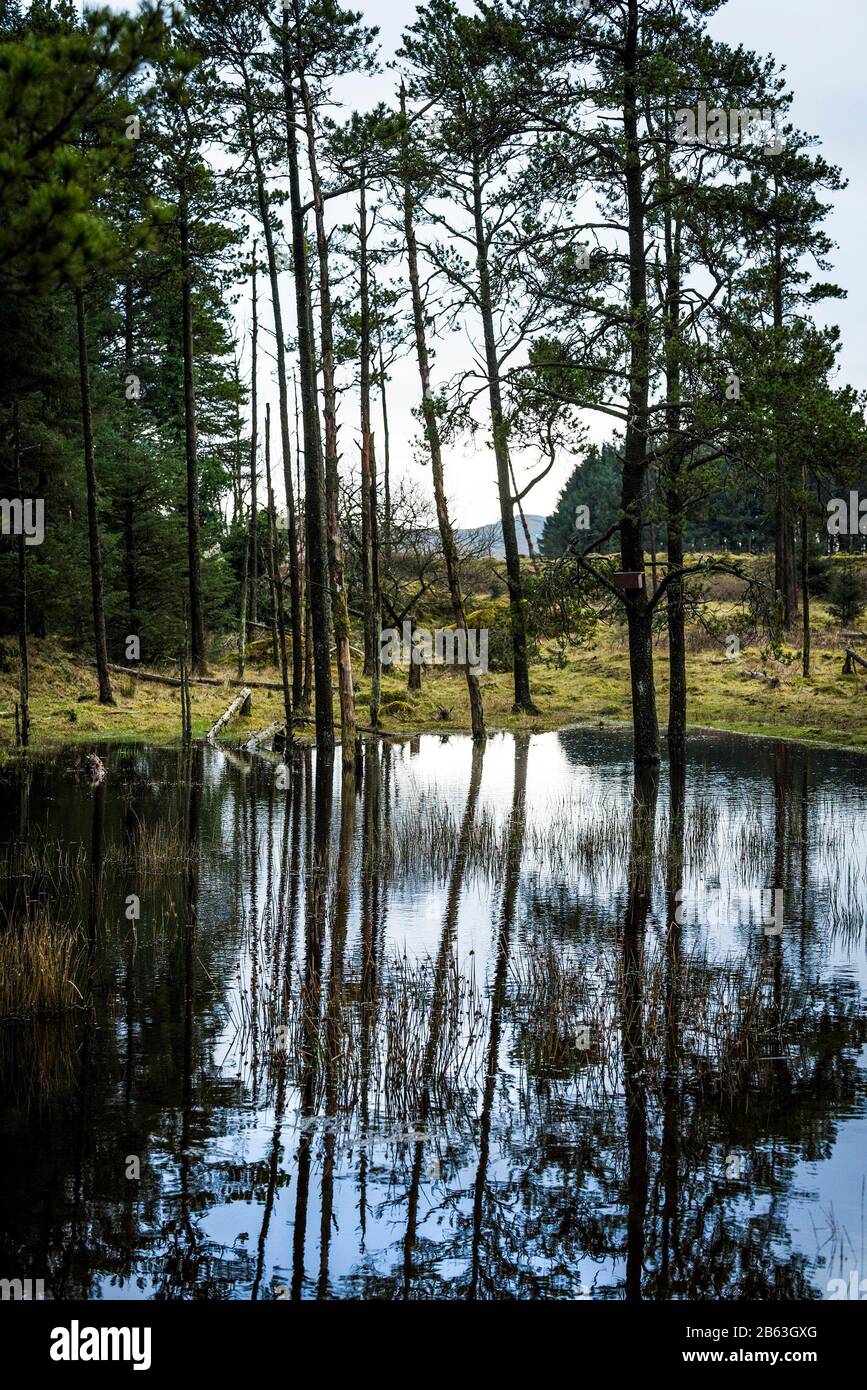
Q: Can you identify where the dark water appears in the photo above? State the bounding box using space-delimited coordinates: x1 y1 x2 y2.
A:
0 728 865 1300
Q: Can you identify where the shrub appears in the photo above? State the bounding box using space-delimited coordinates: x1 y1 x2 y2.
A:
827 563 866 627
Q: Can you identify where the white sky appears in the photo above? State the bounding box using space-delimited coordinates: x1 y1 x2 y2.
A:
97 0 867 527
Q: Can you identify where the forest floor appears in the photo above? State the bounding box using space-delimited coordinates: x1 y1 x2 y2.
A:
2 597 866 754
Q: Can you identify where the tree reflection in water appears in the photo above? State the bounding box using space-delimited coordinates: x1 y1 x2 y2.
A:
0 729 864 1300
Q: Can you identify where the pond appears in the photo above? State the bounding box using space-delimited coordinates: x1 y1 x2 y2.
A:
0 728 865 1300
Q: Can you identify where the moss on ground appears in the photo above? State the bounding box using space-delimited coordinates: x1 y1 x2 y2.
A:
1 599 866 754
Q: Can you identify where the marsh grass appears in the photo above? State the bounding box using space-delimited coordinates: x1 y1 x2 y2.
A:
0 1014 78 1103
373 791 722 888
225 875 816 1157
828 863 867 949
0 907 84 1020
0 837 88 897
103 817 198 874
508 934 798 1104
227 902 489 1125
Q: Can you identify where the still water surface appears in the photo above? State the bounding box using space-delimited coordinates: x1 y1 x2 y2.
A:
0 728 865 1299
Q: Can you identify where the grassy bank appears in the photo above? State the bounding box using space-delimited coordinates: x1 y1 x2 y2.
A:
2 599 866 753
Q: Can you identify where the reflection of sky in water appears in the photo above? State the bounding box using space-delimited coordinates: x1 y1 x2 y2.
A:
0 728 864 1300
222 730 864 1299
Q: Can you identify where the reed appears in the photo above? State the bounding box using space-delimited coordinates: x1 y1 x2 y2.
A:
0 908 83 1019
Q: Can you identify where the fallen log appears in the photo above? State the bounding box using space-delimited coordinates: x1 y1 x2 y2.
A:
245 721 284 752
92 661 289 693
842 647 867 675
100 661 183 687
206 687 252 743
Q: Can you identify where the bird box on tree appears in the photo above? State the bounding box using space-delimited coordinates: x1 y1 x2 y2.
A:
612 571 645 591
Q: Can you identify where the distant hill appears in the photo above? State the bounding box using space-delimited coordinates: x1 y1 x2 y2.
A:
456 514 547 558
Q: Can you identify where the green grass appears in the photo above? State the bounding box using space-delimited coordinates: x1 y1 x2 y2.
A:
1 600 866 755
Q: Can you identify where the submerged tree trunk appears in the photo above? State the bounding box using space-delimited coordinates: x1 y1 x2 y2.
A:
621 758 659 1301
178 184 207 674
75 288 113 705
470 149 535 715
468 735 528 1298
281 18 333 753
399 84 485 742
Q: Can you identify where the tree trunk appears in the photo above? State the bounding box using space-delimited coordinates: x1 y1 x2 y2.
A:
238 515 250 679
470 149 535 714
241 72 303 706
281 20 333 754
303 540 313 712
510 457 539 571
13 399 29 746
123 280 139 634
620 0 659 766
75 288 113 705
772 216 797 629
249 244 259 628
294 369 312 712
374 283 392 559
264 403 279 663
662 197 686 770
359 168 381 724
123 498 138 638
801 464 811 678
399 84 485 742
178 184 206 674
369 434 382 729
265 403 293 734
408 618 422 691
297 57 357 773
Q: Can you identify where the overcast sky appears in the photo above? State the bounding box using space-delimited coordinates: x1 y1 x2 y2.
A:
99 0 867 526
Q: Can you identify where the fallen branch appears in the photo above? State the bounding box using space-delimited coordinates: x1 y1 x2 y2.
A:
245 721 284 752
206 687 252 744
